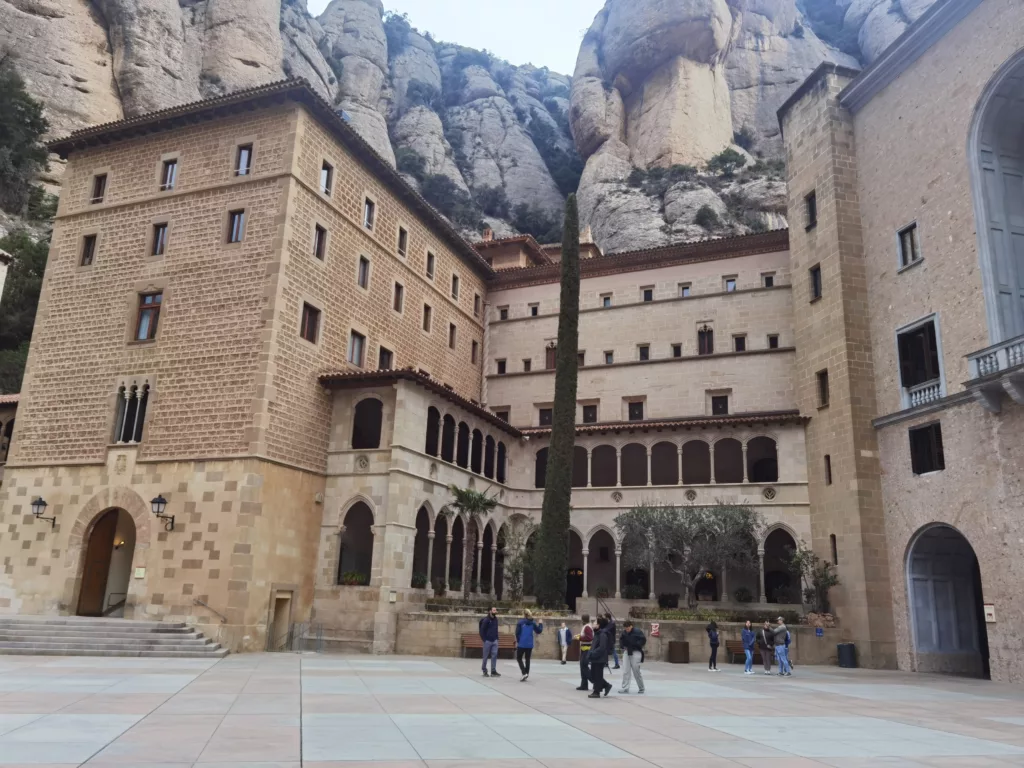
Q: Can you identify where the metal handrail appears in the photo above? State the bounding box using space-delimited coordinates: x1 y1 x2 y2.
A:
193 598 228 624
101 598 126 617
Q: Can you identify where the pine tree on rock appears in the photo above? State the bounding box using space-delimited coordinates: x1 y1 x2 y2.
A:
533 195 581 608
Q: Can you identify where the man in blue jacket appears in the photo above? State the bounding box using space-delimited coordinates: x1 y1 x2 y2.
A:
514 609 543 681
479 607 501 678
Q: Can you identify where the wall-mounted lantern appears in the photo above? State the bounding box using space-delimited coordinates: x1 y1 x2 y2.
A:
151 494 174 531
31 497 55 529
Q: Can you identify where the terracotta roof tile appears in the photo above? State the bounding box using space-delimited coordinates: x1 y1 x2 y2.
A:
0 393 19 405
519 410 806 437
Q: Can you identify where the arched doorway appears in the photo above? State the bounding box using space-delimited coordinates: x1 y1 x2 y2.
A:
566 529 584 611
338 502 374 585
411 506 431 588
907 525 990 679
763 528 799 604
78 509 136 617
587 529 616 598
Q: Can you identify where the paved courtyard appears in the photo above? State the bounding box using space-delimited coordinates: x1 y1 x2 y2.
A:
0 653 1023 767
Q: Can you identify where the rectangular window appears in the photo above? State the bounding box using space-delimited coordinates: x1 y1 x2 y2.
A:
313 225 327 260
601 293 612 308
80 234 97 267
228 210 245 243
638 344 650 361
91 174 107 204
724 277 737 293
824 455 833 485
498 306 508 320
448 323 457 349
679 283 691 298
698 325 714 355
897 319 941 398
397 227 408 257
393 282 404 313
768 334 780 349
300 303 320 344
734 335 746 353
539 408 553 426
830 534 838 565
471 340 479 364
113 380 151 445
583 405 598 423
495 410 509 422
711 395 729 415
523 359 532 372
160 159 178 191
642 287 654 302
545 345 557 370
910 423 945 475
357 256 370 289
805 190 817 230
151 223 168 257
604 351 614 365
577 351 585 367
529 303 539 316
672 343 682 358
363 198 376 230
348 330 366 366
817 369 830 407
320 161 333 195
497 359 506 375
236 144 253 176
426 251 436 279
898 223 921 268
474 294 481 317
810 264 822 300
628 401 644 421
135 292 162 341
451 274 460 300
422 304 432 332
762 273 775 288
378 346 393 370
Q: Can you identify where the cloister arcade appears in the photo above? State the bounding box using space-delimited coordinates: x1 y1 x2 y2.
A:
425 406 508 484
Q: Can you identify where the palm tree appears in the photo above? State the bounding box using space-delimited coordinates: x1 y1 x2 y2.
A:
448 484 498 598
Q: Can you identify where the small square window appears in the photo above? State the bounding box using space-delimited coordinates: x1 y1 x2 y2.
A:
426 251 436 279
497 359 507 375
80 234 97 267
809 264 822 301
228 210 245 243
805 190 817 230
638 344 650 361
160 159 178 191
642 287 653 302
448 323 457 349
672 343 682 358
628 401 644 421
378 347 393 370
151 223 168 257
495 410 510 422
363 198 376 230
577 351 585 367
236 144 253 176
523 359 532 372
474 294 481 317
529 303 539 316
393 282 404 313
136 292 162 341
768 334 780 349
539 407 553 426
357 256 370 289
762 273 775 288
471 340 479 364
824 455 833 485
679 283 691 298
422 304 432 332
604 351 614 365
451 274 460 300
734 335 746 353
724 277 737 293
498 306 509 320
313 225 327 260
397 227 409 257
898 223 921 268
601 294 612 308
582 405 598 423
91 173 107 204
321 161 334 196
817 369 830 407
300 303 320 344
348 330 366 366
910 422 945 475
711 395 729 415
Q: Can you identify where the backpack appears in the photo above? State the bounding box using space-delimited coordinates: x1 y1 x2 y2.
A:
785 630 791 647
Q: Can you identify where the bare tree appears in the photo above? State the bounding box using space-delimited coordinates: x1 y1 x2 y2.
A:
498 519 533 604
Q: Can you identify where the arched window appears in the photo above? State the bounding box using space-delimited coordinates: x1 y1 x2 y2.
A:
456 422 470 468
535 447 548 488
591 445 617 487
497 442 507 484
763 528 799 604
747 436 779 483
425 407 440 456
351 398 383 449
338 502 374 584
682 440 711 484
0 418 14 464
698 324 714 355
441 415 456 462
621 443 647 486
714 438 743 483
651 442 678 485
571 445 588 487
471 429 483 474
484 436 496 479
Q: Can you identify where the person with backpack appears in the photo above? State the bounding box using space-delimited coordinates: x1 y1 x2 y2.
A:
741 620 756 675
575 614 594 691
514 609 543 681
706 621 720 671
557 622 572 664
618 620 646 694
758 620 774 675
587 616 614 698
479 607 501 678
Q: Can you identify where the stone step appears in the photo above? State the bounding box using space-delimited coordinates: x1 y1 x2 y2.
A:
320 638 373 654
0 639 222 652
0 616 187 630
0 646 229 658
0 616 228 658
0 626 198 638
0 632 213 645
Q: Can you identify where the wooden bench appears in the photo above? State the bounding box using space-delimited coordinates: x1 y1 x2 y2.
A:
460 633 515 659
725 640 763 664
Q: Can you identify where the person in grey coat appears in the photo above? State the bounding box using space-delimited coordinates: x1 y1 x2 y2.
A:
773 617 792 676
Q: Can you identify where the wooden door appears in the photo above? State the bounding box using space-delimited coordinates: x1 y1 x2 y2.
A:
77 510 118 616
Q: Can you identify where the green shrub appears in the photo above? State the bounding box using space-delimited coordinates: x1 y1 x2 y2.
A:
595 586 610 598
396 147 427 181
475 185 510 219
657 593 680 609
511 203 562 243
621 584 647 600
733 126 756 152
411 572 428 589
340 571 369 586
707 148 746 178
420 174 483 230
630 606 804 624
625 164 697 197
0 231 49 394
733 586 754 603
695 204 721 230
406 79 442 111
528 108 582 197
26 186 57 221
0 55 49 216
383 12 413 58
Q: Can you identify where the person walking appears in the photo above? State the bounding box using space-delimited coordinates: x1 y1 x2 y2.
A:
587 616 614 698
514 609 543 681
558 622 572 664
479 606 501 678
706 621 720 671
741 620 756 675
618 620 646 694
773 616 792 676
604 613 621 670
758 621 774 675
785 623 794 670
575 614 594 691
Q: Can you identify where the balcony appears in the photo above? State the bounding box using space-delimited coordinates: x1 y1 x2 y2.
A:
965 333 1024 413
905 379 943 409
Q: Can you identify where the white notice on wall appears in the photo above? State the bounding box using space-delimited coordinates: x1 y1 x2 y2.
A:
134 567 146 579
984 604 996 623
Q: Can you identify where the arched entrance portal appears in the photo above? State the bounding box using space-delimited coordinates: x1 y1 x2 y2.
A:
77 509 136 617
907 525 990 679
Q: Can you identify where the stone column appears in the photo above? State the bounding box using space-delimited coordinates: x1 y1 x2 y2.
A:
489 545 497 597
709 443 716 484
646 448 652 486
474 540 483 594
444 533 452 593
742 443 749 483
614 549 622 599
582 549 589 598
678 444 684 485
586 449 592 488
758 548 767 603
615 448 622 487
426 530 435 595
649 554 656 600
720 565 728 604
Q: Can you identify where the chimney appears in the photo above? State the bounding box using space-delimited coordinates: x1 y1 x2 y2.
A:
482 227 494 242
581 225 594 245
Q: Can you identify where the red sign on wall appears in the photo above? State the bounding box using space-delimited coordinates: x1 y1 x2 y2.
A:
650 623 660 637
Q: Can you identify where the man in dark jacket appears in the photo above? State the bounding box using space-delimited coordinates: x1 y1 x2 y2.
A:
587 617 614 698
479 607 501 677
604 613 621 669
618 620 646 694
758 621 774 675
575 614 593 691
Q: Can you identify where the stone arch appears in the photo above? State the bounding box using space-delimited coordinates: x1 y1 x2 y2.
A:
713 437 744 484
746 435 779 483
682 440 711 484
572 445 588 487
586 527 617 598
591 444 617 487
339 501 375 583
339 494 377 528
425 406 441 456
471 428 484 474
412 505 432 586
496 442 507 484
621 442 647 486
651 441 679 485
584 523 619 550
456 422 471 468
763 526 799 604
351 397 384 450
760 521 799 549
534 447 548 488
484 435 496 479
441 414 456 462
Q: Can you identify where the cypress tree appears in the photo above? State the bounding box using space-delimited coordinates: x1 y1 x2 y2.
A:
533 194 581 608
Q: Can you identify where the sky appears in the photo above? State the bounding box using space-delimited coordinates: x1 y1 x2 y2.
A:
306 0 606 74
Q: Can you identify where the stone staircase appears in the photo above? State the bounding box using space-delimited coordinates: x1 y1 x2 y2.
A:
0 616 229 658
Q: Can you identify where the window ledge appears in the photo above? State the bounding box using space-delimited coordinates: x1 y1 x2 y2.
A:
810 295 823 304
127 339 157 347
817 403 830 411
805 223 817 232
897 258 924 275
912 469 945 478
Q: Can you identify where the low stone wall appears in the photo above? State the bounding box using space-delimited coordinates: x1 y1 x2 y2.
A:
314 586 429 651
